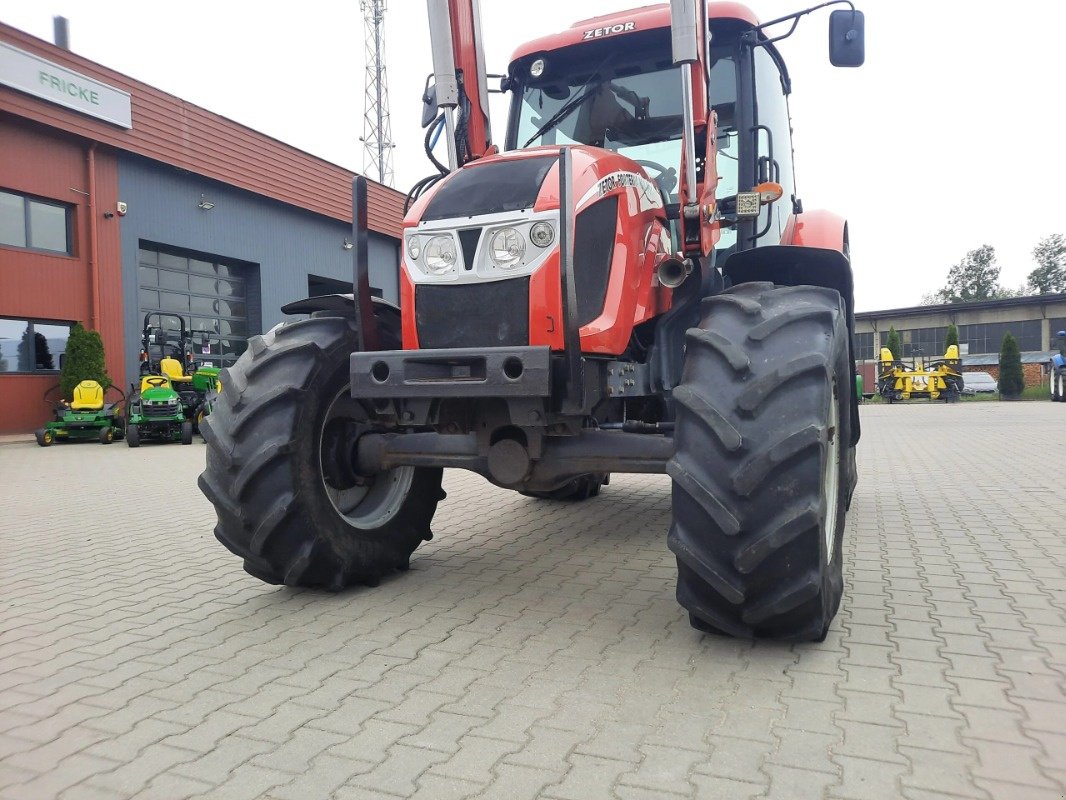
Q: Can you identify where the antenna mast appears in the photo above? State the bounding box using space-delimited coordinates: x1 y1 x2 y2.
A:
360 0 394 186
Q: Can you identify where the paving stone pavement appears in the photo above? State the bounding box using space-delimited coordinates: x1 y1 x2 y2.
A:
1 401 1065 800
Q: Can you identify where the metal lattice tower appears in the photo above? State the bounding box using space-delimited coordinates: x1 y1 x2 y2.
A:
360 0 394 186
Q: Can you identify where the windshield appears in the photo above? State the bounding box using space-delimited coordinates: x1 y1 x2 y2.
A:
513 50 684 202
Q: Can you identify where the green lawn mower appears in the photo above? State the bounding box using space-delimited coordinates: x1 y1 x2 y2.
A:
125 314 221 447
35 381 126 446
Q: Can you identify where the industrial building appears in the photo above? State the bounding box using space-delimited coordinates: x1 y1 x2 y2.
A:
0 22 403 433
854 294 1066 389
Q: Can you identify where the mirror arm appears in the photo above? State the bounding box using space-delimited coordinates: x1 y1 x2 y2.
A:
749 0 855 47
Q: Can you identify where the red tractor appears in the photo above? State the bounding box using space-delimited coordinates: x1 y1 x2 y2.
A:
200 0 865 641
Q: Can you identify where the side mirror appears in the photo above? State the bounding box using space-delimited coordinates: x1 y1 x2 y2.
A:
829 9 865 67
421 83 439 128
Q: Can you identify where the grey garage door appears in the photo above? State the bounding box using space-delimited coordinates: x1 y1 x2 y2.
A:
137 246 252 368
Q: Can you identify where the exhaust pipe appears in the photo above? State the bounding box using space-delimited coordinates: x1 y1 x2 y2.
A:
657 256 691 288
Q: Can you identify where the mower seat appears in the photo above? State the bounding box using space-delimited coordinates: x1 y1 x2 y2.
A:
159 357 192 383
70 380 105 411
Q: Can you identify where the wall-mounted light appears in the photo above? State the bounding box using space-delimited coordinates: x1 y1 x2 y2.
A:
342 238 354 250
198 194 215 210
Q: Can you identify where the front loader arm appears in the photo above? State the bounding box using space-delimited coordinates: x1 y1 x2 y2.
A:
427 0 493 167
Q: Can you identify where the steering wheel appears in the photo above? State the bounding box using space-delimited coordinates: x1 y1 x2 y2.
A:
633 159 677 198
144 376 168 388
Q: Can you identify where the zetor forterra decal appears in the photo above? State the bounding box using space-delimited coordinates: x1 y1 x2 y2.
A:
582 22 635 39
579 170 664 213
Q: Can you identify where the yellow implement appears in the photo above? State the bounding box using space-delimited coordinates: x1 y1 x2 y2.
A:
877 344 963 402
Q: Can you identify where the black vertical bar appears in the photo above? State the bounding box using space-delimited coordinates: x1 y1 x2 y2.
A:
352 177 380 352
557 148 584 413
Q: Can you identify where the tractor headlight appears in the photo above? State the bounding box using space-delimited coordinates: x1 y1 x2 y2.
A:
406 234 422 261
529 221 555 248
489 227 526 270
422 235 458 275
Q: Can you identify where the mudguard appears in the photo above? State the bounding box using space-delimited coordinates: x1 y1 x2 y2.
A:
281 293 399 317
721 211 859 444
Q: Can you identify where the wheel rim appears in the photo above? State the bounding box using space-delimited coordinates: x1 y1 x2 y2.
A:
823 377 841 564
318 388 414 530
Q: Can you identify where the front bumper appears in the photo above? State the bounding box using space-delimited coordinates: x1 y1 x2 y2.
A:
351 346 551 399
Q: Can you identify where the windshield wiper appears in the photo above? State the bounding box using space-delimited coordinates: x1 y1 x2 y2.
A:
522 54 615 149
522 84 600 149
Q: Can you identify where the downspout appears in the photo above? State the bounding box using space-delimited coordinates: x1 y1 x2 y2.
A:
87 143 101 330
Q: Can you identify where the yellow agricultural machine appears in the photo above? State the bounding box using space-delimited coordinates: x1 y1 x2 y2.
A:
877 345 963 402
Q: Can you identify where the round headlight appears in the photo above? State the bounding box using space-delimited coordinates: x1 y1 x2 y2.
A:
530 58 545 78
489 228 525 269
422 235 458 275
529 222 555 248
406 234 422 260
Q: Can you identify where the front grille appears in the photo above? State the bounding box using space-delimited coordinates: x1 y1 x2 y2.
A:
143 402 179 418
416 279 530 349
573 196 618 326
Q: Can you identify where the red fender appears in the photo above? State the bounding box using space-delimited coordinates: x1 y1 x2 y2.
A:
781 209 848 253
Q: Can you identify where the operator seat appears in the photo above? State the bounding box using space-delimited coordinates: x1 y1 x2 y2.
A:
70 380 105 411
159 357 192 383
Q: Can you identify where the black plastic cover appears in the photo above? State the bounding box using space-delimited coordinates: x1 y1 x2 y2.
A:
421 157 556 221
573 196 618 326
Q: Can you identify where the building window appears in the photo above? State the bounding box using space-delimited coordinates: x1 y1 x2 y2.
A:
0 318 72 373
1049 318 1066 343
958 320 1041 354
0 190 73 255
854 332 875 361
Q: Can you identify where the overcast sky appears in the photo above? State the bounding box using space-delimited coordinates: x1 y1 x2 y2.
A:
3 0 1064 311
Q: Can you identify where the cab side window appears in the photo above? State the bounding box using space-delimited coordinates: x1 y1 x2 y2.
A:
753 46 796 245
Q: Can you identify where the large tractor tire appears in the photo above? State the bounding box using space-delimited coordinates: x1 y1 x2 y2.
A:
198 312 444 589
667 282 854 641
1053 370 1063 402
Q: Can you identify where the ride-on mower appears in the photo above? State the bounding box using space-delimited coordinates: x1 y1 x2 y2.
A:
201 1 865 641
35 381 126 446
126 314 220 446
877 345 964 403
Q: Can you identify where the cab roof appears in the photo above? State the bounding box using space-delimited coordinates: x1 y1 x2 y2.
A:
509 2 760 63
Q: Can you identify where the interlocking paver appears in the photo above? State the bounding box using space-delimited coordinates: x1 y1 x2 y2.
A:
2 402 1066 798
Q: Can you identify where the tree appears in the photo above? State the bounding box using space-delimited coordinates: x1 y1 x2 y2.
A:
17 329 53 371
1028 234 1066 295
60 323 111 398
945 324 959 350
927 245 1014 304
997 331 1024 399
886 327 902 360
